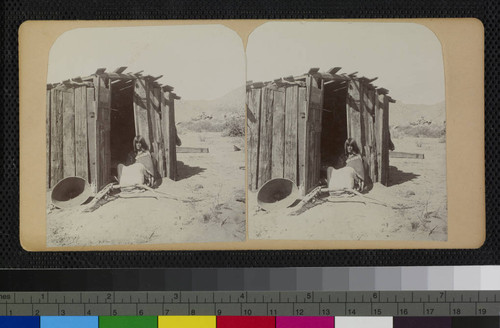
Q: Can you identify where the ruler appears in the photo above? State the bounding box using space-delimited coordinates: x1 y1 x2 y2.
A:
1 291 499 317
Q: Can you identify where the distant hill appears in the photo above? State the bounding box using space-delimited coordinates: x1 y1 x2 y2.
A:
389 101 446 127
176 86 246 123
176 88 445 129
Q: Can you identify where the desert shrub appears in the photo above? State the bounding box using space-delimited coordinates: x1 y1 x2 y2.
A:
391 124 445 138
222 116 245 137
179 119 225 133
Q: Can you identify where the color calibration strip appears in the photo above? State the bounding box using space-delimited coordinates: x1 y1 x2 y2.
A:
1 266 499 291
1 316 500 328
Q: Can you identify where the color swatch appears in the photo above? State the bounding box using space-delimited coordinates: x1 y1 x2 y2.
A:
40 316 98 328
158 315 216 328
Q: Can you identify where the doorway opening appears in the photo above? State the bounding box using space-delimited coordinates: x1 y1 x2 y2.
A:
320 81 349 178
110 80 136 178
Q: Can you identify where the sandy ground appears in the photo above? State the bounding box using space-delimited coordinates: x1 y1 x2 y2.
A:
249 137 447 241
47 132 246 247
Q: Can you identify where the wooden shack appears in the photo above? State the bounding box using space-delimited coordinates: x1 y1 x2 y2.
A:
247 68 395 196
46 67 180 192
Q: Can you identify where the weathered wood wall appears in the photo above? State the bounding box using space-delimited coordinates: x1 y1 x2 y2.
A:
47 73 178 192
346 79 391 186
247 82 312 195
247 88 261 190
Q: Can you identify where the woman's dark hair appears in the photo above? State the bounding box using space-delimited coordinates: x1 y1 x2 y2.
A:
344 138 360 155
133 135 149 152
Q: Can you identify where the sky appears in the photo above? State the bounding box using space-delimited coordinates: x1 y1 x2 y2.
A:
48 25 246 101
48 22 445 105
247 22 445 105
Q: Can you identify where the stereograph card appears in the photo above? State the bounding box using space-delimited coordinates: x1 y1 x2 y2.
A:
18 19 484 251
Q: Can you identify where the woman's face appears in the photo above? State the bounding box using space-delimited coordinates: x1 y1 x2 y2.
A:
135 141 142 151
347 144 353 154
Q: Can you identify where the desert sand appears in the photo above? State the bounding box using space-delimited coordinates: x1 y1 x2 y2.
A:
47 132 246 247
249 137 447 241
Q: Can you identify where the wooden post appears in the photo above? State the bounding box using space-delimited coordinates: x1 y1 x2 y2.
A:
46 89 51 188
62 88 76 178
161 91 178 180
271 88 286 179
86 87 98 192
257 87 273 188
74 86 89 181
284 86 299 184
247 88 262 190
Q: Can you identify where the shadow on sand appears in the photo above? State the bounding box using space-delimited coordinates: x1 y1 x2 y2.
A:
176 161 206 180
387 165 419 186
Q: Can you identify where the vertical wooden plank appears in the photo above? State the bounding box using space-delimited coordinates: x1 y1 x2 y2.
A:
358 80 367 156
147 84 159 176
247 88 262 190
246 90 251 188
284 86 298 184
87 87 98 192
271 88 286 179
167 92 178 180
160 92 170 178
367 88 377 182
74 86 89 181
103 83 111 187
297 86 307 191
94 75 111 190
50 89 64 187
62 88 76 178
133 78 152 149
375 92 384 183
153 87 165 178
305 76 324 193
381 95 390 185
305 76 314 194
46 89 51 188
347 79 362 150
161 91 178 181
257 87 273 188
315 79 324 189
361 83 373 182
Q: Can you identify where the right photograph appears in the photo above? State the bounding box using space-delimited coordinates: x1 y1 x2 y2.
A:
246 22 447 241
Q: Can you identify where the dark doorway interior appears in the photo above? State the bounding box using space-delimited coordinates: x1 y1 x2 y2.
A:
110 80 136 178
320 81 348 177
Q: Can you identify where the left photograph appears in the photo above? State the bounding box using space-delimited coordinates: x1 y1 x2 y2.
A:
45 25 246 247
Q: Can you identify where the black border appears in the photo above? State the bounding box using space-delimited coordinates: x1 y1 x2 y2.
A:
2 0 497 268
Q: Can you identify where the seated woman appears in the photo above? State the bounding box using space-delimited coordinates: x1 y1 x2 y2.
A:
117 135 155 187
327 138 366 192
344 138 366 191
